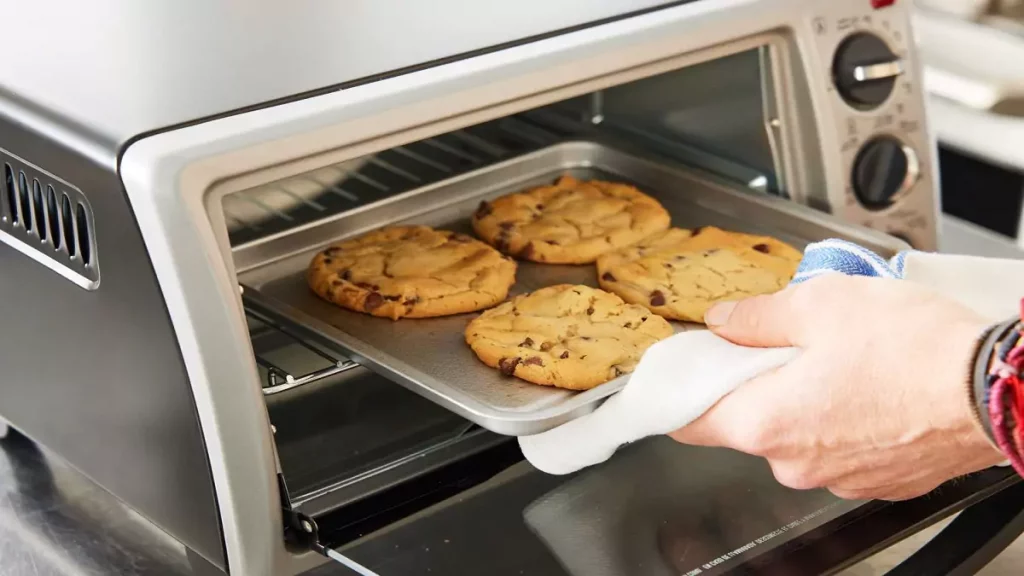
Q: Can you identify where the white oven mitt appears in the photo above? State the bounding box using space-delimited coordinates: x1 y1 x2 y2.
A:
519 239 1024 475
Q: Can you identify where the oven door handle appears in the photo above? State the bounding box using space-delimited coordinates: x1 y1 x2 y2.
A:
883 478 1024 576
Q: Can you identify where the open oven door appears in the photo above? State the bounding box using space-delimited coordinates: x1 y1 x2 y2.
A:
296 437 1024 576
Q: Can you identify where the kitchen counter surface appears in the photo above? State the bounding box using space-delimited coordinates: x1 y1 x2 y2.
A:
0 215 1019 576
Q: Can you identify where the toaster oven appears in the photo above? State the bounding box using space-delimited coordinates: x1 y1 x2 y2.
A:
1 1 1021 575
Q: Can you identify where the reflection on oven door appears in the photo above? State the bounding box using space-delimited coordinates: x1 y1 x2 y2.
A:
523 439 859 576
323 438 861 576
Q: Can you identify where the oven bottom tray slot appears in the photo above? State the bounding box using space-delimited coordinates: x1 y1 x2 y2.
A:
236 141 907 436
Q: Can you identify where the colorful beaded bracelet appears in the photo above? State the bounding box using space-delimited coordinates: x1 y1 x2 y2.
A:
982 310 1024 477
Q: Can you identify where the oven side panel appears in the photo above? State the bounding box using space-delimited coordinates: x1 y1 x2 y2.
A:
0 100 226 570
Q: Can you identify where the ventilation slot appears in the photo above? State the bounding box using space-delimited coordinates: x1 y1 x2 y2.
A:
46 185 59 247
61 193 75 258
3 164 15 224
17 171 30 232
32 180 45 242
0 147 98 289
76 203 91 265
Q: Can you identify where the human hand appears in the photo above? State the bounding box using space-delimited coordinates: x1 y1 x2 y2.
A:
669 274 1006 501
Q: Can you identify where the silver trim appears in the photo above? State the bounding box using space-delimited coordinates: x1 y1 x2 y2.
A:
758 44 788 195
898 142 922 202
853 60 904 82
324 549 380 576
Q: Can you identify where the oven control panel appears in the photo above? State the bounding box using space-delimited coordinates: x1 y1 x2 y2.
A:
807 1 937 250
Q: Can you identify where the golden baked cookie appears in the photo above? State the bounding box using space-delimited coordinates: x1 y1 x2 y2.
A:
596 226 802 323
464 284 674 390
471 175 671 264
307 225 517 320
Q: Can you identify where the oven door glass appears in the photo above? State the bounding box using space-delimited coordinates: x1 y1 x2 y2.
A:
303 437 1022 576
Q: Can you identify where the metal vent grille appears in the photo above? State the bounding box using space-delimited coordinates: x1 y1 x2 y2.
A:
0 148 98 290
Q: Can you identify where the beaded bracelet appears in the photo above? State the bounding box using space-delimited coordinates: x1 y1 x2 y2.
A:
983 315 1024 477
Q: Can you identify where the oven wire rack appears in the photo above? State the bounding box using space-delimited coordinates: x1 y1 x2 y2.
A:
245 300 359 396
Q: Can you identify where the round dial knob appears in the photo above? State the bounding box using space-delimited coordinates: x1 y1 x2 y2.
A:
852 136 920 209
832 32 904 109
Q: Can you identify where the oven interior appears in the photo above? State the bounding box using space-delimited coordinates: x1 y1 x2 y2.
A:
223 44 801 544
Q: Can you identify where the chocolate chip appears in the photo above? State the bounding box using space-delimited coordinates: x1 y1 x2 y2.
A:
581 336 592 341
498 357 521 377
363 292 384 311
355 282 373 289
323 258 334 265
475 201 493 219
499 221 515 231
641 317 648 323
623 322 633 329
404 296 420 305
540 342 554 352
560 351 570 359
384 295 402 301
535 204 544 210
524 357 544 367
753 243 770 254
612 366 625 377
341 270 352 281
601 272 616 282
519 337 534 348
519 242 535 260
586 306 595 315
650 290 667 307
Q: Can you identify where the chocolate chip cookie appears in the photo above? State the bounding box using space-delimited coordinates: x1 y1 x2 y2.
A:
307 225 517 320
471 175 671 264
596 226 802 323
464 284 674 390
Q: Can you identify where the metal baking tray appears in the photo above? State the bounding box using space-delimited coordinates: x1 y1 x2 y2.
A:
236 141 907 436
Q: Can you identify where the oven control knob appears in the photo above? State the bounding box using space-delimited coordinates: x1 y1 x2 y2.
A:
852 136 920 209
832 32 904 109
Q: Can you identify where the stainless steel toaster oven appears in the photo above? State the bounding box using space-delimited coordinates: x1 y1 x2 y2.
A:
2 1 1021 575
